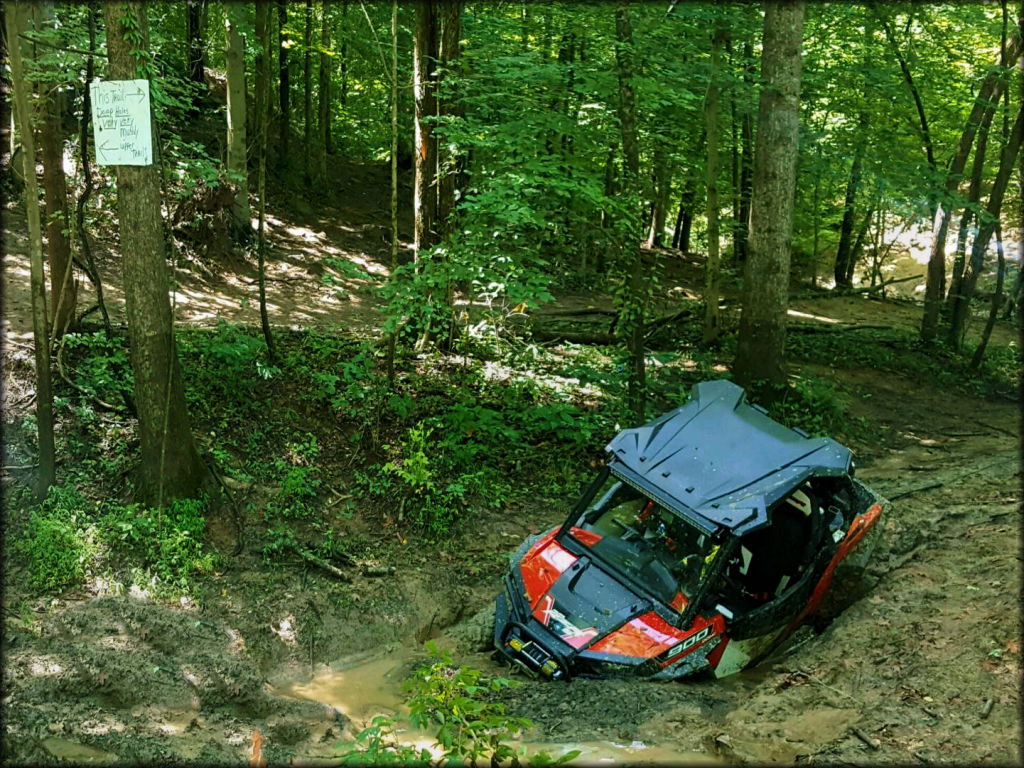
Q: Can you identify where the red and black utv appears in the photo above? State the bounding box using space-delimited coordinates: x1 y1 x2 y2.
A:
494 379 886 680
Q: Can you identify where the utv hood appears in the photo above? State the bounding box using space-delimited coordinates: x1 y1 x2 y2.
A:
515 535 693 662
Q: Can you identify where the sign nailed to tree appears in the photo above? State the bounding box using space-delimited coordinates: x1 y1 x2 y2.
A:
90 79 153 166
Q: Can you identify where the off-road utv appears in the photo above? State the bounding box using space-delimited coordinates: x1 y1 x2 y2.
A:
494 379 885 680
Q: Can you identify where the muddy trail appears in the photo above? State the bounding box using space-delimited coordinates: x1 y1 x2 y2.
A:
3 162 1021 764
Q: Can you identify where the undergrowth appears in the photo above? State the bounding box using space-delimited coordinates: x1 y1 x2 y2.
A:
19 317 1018 589
16 483 216 597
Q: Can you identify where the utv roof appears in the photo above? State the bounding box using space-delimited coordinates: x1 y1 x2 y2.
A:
605 379 853 536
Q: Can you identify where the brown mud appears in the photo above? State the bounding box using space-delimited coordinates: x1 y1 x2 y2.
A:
2 162 1020 764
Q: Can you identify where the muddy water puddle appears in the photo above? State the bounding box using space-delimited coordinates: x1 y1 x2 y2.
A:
271 648 717 764
42 737 119 763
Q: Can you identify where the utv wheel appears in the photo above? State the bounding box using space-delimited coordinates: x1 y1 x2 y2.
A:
816 522 882 624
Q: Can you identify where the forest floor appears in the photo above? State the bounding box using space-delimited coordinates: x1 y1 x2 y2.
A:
2 161 1021 765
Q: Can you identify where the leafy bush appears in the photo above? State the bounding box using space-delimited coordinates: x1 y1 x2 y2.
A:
61 331 134 406
762 378 847 437
404 643 536 767
18 485 93 592
99 496 214 593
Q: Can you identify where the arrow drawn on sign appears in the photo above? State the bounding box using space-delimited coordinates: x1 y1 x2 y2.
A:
132 86 146 102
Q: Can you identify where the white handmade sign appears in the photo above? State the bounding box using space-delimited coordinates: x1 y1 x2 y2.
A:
90 79 153 166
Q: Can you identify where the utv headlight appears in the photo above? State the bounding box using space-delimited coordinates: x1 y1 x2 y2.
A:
541 659 560 677
509 637 525 652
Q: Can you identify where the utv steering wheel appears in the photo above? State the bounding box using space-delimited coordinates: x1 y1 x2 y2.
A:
610 517 645 542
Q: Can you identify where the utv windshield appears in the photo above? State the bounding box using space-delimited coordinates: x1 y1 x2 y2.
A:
568 474 717 608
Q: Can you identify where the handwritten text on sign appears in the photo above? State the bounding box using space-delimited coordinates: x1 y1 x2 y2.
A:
91 79 153 166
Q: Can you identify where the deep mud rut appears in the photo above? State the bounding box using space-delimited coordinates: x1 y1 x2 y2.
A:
3 167 1021 764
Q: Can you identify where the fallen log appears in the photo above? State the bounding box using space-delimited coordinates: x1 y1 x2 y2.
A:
788 323 894 334
527 303 699 345
288 544 352 582
529 329 616 345
791 273 924 300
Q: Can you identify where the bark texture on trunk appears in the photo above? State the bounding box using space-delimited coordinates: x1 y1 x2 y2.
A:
703 22 725 345
37 1 76 338
920 27 1021 342
436 0 462 240
277 0 289 167
7 0 56 497
386 0 398 380
947 105 1023 349
614 0 646 423
255 0 276 361
833 140 864 288
736 36 755 263
186 0 206 87
414 0 439 258
303 0 313 184
733 1 805 389
318 1 330 178
225 7 250 235
104 1 206 505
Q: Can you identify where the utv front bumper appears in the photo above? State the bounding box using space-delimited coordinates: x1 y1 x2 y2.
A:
493 589 570 680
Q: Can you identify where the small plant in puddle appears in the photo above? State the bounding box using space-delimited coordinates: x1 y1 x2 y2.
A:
335 715 432 766
403 641 571 767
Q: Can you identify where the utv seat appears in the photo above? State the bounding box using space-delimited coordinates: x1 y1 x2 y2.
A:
729 491 815 604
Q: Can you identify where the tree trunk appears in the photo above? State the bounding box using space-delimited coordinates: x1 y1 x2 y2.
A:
833 140 864 288
303 0 312 185
75 1 112 337
703 22 725 345
736 34 755 263
186 0 206 88
7 1 55 498
277 0 289 168
437 0 462 239
318 0 330 179
37 1 76 339
225 6 250 236
414 0 439 259
947 50 1003 322
947 104 1023 350
340 0 349 110
614 1 646 423
255 0 276 362
386 0 398 381
969 225 1005 369
920 27 1021 342
103 1 206 505
846 205 874 286
672 178 695 253
733 1 805 389
437 0 462 343
646 142 672 248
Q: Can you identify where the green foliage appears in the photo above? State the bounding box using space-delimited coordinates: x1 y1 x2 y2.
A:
762 378 848 437
787 328 1020 400
404 642 534 767
335 715 432 766
61 332 134 406
18 485 92 592
98 496 214 593
379 424 477 538
335 644 578 766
